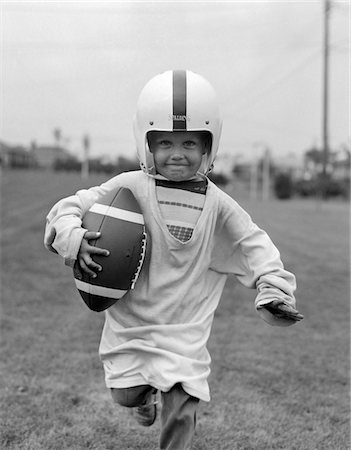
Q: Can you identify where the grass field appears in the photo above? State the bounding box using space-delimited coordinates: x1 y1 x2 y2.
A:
1 169 349 450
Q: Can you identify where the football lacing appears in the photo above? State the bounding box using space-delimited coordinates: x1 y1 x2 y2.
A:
130 228 147 290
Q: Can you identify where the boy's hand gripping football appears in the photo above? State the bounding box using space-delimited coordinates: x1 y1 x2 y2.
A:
76 231 110 278
257 299 304 325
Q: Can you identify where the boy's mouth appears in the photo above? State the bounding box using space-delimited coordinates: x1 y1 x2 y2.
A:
166 163 188 167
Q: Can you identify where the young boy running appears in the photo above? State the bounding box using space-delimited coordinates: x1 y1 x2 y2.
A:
44 69 303 450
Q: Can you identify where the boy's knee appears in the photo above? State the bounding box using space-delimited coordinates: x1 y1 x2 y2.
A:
111 385 154 407
111 388 132 407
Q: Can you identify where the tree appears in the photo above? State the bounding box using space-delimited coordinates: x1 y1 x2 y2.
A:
53 128 62 147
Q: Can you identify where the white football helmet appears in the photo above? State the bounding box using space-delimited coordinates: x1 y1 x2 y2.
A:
133 69 222 175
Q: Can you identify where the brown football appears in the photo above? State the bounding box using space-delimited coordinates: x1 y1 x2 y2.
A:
73 187 147 312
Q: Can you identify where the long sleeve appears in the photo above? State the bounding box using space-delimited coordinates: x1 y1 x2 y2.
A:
44 174 124 266
210 189 297 327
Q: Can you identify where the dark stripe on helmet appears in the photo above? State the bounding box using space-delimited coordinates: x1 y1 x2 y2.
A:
172 70 187 130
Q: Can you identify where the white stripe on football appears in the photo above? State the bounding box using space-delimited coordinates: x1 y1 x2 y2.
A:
75 279 128 299
89 203 144 225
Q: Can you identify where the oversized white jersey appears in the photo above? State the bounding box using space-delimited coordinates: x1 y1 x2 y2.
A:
44 170 296 401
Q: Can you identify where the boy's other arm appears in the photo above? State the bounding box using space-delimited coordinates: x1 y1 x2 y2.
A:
256 299 304 327
211 197 303 327
239 226 303 327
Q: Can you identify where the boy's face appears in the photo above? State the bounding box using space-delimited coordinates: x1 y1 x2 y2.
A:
147 131 208 181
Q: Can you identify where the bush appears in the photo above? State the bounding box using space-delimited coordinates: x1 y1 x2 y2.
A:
88 158 116 174
53 157 81 172
294 179 317 197
324 178 350 198
274 172 293 199
208 171 229 186
294 176 350 199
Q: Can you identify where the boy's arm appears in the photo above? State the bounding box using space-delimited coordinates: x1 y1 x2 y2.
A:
74 231 110 278
44 177 120 266
44 192 97 266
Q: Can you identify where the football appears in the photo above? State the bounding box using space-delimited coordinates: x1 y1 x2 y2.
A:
73 187 147 312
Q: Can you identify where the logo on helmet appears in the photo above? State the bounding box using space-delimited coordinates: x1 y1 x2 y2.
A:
168 114 191 122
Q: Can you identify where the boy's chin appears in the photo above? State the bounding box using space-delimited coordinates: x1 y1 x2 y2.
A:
167 174 190 182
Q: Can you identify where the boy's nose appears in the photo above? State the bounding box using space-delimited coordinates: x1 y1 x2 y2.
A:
170 152 183 160
170 146 185 159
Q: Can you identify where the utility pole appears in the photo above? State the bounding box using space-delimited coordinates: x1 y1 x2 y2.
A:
262 147 271 201
322 0 331 195
81 134 90 180
250 146 259 200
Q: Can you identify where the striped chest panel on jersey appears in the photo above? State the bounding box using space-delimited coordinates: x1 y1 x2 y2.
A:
155 179 207 242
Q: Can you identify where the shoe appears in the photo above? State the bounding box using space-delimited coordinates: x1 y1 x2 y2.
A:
133 391 158 427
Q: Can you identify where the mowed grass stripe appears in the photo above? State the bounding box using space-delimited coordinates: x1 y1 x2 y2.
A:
1 170 349 450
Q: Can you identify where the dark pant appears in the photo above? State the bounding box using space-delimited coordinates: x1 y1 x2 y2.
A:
111 383 199 450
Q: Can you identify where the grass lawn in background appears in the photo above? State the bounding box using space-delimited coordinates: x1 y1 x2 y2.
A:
1 170 349 449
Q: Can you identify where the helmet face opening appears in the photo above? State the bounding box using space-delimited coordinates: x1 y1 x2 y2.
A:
146 130 213 153
133 70 222 175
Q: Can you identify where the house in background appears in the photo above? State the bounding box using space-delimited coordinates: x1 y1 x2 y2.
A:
30 143 72 169
0 141 37 168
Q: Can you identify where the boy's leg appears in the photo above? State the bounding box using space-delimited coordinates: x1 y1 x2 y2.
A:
159 383 199 450
111 385 158 427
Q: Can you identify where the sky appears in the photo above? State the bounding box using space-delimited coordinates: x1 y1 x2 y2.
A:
1 0 350 166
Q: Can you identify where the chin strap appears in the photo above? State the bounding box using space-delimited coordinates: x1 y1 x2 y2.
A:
140 162 156 175
206 163 214 174
140 161 214 178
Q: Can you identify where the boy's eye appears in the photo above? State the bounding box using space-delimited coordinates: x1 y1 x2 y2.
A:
184 141 197 148
159 140 172 147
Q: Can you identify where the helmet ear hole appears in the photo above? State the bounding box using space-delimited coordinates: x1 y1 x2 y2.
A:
199 131 212 155
206 133 213 153
146 131 155 153
145 136 153 154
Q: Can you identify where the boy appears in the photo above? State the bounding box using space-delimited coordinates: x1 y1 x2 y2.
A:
44 70 303 450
